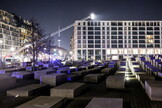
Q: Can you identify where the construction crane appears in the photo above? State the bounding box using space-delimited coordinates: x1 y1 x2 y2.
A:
40 13 95 43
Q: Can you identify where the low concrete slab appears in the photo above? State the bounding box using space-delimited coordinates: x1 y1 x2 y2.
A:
11 71 34 79
33 70 54 80
0 70 5 74
86 98 123 108
15 96 65 108
73 70 88 76
7 84 48 97
0 77 16 91
84 74 104 83
145 81 162 101
51 82 86 98
115 71 126 75
41 73 67 86
101 68 112 75
25 66 32 71
0 73 12 77
106 75 125 89
67 74 80 82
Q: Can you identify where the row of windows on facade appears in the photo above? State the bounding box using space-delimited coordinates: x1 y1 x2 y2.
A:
77 50 105 55
0 34 20 41
0 19 16 27
77 39 160 43
0 41 20 46
77 21 161 26
77 44 161 48
0 45 19 50
0 24 19 32
0 30 19 37
77 27 161 31
0 11 14 18
77 31 161 35
78 35 161 39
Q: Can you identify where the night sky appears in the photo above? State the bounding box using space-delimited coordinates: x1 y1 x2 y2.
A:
1 0 162 50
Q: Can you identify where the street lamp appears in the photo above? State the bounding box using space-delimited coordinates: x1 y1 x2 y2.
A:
90 13 95 19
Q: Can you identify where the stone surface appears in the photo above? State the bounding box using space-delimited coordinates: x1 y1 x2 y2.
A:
73 70 88 76
11 71 34 79
51 82 86 98
101 68 112 75
86 98 123 108
7 84 48 97
33 70 54 80
41 73 67 86
115 71 126 75
15 96 65 108
84 74 104 83
145 81 162 101
106 75 125 89
25 66 32 71
67 74 80 81
0 70 5 74
0 77 16 91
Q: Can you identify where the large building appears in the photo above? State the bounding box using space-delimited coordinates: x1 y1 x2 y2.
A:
71 20 162 60
0 9 39 65
0 9 21 58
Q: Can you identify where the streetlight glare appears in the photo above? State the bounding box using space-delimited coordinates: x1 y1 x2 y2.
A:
90 13 95 19
0 40 3 44
10 47 15 51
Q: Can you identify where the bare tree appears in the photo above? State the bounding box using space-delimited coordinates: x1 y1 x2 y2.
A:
21 18 46 70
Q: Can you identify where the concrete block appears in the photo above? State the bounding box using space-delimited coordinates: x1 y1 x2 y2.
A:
33 70 54 80
15 96 65 108
86 98 123 108
51 82 86 98
11 71 34 79
0 70 5 74
0 77 16 91
25 66 32 71
0 73 11 77
73 70 88 76
84 74 104 83
106 75 125 89
43 64 49 68
56 69 69 74
145 81 162 101
101 68 112 75
67 74 80 81
115 71 126 75
7 84 48 97
41 73 67 86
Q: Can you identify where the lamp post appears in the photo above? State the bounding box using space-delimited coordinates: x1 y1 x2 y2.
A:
0 40 3 69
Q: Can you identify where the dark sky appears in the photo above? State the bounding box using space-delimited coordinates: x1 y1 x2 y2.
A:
1 0 162 50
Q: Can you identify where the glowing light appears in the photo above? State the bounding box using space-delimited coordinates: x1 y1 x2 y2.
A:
15 95 19 97
0 40 3 44
59 50 63 56
69 51 73 55
24 44 31 48
125 77 130 80
90 13 95 19
10 47 15 51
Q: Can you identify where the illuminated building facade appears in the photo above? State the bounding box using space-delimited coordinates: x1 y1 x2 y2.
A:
0 9 36 63
0 9 20 58
71 20 162 60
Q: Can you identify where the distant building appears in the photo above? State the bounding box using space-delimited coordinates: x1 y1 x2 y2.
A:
0 9 39 61
71 20 162 60
0 9 20 58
